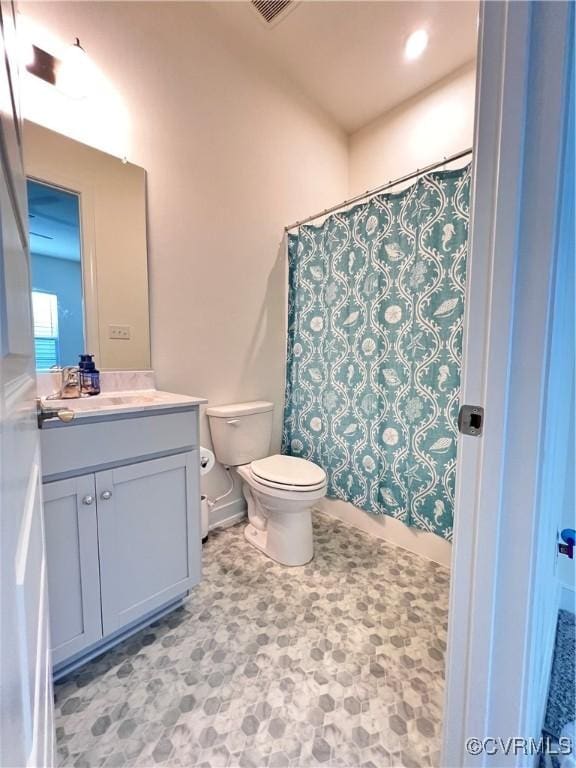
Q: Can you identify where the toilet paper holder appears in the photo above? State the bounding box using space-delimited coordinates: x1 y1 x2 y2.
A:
199 446 216 475
198 447 234 542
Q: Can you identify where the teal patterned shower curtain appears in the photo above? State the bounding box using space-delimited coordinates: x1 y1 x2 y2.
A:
282 165 471 540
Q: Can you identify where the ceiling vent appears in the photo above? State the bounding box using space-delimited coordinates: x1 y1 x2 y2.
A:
251 0 296 27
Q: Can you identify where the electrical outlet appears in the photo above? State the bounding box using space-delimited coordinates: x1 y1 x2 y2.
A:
109 324 131 340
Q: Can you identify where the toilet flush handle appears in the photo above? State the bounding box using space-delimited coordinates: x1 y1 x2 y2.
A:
226 419 240 426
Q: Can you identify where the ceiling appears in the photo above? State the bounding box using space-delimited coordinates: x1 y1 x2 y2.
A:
27 179 81 261
210 1 478 133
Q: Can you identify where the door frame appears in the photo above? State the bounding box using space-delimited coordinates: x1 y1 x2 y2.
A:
443 2 574 766
0 2 54 765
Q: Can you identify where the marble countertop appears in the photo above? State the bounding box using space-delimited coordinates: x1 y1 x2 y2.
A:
41 389 207 421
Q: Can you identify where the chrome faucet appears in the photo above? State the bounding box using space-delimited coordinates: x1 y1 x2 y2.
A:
59 366 81 399
47 366 82 400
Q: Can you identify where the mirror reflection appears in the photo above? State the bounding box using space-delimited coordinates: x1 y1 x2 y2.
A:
28 180 85 370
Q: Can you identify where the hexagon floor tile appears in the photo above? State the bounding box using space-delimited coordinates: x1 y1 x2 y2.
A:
54 513 449 768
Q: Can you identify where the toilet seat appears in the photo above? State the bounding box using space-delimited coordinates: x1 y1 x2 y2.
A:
249 455 326 493
248 472 327 495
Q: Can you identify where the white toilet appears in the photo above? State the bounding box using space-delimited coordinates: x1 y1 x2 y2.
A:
206 401 326 566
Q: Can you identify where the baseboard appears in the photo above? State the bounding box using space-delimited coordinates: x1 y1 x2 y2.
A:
209 496 246 531
319 498 452 568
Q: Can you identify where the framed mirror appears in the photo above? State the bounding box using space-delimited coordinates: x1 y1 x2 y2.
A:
24 121 150 371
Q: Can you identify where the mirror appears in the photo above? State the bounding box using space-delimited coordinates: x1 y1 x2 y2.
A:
24 121 151 372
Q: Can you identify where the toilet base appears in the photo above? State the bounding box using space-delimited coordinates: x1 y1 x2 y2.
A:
235 464 318 567
244 522 268 557
244 515 314 567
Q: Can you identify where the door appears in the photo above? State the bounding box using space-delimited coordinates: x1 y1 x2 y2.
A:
443 2 574 765
0 3 54 767
96 452 201 635
43 476 103 666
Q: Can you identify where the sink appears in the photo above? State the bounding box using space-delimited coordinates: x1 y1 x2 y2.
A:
81 393 161 406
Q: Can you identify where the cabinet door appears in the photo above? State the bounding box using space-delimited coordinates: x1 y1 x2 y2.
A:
96 452 201 635
43 476 103 666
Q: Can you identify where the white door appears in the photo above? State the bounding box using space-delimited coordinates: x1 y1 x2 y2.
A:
443 2 574 766
0 3 54 767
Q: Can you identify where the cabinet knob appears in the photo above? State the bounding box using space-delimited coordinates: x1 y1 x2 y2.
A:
100 490 112 500
82 495 94 506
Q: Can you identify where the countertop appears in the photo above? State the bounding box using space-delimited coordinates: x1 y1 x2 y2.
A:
41 389 207 421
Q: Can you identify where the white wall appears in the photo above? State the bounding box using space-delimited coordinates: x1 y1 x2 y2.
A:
348 62 476 195
318 62 477 567
22 2 349 523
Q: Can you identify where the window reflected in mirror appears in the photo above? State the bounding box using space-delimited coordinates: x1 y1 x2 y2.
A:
27 179 84 370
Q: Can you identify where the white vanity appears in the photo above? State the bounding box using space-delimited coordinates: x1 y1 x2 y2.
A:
39 379 206 677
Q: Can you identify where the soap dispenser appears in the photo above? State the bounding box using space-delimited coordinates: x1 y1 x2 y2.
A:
79 354 101 396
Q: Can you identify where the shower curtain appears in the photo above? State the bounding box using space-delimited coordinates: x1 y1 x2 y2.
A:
282 165 471 540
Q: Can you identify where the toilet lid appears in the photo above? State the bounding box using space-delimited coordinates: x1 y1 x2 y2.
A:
250 455 326 488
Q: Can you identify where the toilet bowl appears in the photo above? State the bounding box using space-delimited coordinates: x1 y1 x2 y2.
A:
237 455 326 566
206 401 326 566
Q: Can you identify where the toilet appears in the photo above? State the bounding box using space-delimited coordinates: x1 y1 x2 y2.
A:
206 401 326 566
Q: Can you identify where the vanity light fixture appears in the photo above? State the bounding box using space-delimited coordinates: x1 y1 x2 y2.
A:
404 29 429 61
58 38 89 99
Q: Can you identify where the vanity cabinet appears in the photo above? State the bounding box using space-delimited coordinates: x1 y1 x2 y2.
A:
40 405 203 674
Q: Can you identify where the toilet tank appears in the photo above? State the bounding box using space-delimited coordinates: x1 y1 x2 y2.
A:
206 401 274 467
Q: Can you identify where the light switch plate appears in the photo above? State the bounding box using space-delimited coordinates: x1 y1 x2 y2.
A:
109 325 131 340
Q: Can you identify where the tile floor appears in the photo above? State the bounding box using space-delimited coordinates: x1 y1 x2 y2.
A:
55 513 450 768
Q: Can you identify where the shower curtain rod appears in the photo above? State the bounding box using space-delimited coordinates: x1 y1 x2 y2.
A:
284 147 473 232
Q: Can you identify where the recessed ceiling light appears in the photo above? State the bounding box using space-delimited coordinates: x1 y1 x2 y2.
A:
405 29 428 61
